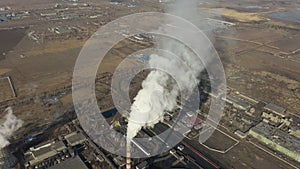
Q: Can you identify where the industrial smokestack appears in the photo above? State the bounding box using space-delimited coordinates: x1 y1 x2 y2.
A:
126 141 131 169
0 107 23 149
126 0 217 142
0 107 23 169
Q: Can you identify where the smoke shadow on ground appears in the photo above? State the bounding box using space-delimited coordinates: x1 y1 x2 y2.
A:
198 69 211 108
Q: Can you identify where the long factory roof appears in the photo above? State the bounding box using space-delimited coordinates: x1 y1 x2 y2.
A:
49 156 89 169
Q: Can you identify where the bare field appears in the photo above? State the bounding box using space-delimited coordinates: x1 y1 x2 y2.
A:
25 40 86 57
222 21 300 115
0 77 14 102
270 35 300 52
222 9 266 22
219 140 297 169
0 28 26 54
236 50 300 79
202 128 238 153
0 68 11 75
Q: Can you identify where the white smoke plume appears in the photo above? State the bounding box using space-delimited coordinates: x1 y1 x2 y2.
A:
127 0 216 140
0 107 23 148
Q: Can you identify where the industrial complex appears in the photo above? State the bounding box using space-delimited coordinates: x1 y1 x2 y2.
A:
0 0 299 169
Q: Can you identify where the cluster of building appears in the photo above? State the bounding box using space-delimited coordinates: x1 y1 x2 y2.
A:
249 122 300 162
0 10 31 22
20 114 161 169
38 3 101 22
249 103 300 163
221 88 300 163
39 10 81 21
17 114 121 169
222 93 260 133
24 132 87 169
48 26 80 35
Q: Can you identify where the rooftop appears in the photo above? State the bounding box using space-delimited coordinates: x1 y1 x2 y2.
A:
234 130 247 138
29 141 67 165
52 26 73 34
49 156 88 169
65 132 87 147
226 96 251 110
264 103 286 116
251 122 300 154
32 141 66 157
136 161 148 169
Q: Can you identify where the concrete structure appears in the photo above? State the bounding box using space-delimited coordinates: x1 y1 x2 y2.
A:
40 12 56 17
52 26 73 34
261 111 291 127
7 76 17 97
249 122 300 162
234 130 248 138
136 161 148 169
205 18 236 26
26 141 67 166
113 156 126 169
289 115 300 139
264 103 286 117
262 112 282 124
49 156 88 169
65 132 87 147
225 96 251 111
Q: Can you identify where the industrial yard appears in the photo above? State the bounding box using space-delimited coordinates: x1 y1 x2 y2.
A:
0 0 299 169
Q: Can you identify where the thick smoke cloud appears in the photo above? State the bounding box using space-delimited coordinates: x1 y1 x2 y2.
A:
0 107 23 148
127 0 217 141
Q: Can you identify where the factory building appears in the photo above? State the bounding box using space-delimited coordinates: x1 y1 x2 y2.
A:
261 112 290 127
49 156 88 169
224 96 251 111
234 130 247 138
249 122 300 162
50 26 73 34
25 140 67 167
64 132 87 147
261 103 288 126
264 103 286 118
136 161 148 169
113 156 126 169
40 12 56 17
289 115 300 139
23 127 96 169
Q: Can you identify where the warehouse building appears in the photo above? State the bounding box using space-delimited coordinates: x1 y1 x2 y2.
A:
65 132 87 147
249 122 300 162
25 141 67 167
49 156 88 169
264 103 286 118
224 96 252 111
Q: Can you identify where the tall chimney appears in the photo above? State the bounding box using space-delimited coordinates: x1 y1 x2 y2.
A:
126 141 131 169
